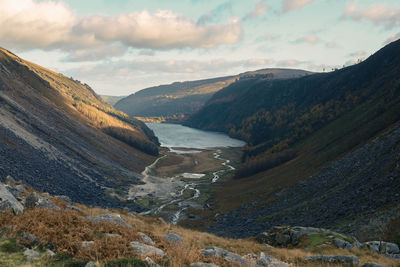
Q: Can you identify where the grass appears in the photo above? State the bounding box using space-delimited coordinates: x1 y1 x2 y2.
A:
0 197 398 267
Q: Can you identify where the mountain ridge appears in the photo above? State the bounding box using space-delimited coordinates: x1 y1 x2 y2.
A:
0 46 159 209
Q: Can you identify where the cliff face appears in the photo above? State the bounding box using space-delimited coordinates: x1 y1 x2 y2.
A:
0 47 158 208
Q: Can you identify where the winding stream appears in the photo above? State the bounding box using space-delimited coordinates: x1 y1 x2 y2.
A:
133 123 245 224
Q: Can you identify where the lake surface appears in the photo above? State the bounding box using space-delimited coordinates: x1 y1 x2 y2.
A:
146 123 246 149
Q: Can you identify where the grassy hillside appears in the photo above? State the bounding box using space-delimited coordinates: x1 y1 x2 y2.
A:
0 46 159 208
115 69 310 122
100 95 126 106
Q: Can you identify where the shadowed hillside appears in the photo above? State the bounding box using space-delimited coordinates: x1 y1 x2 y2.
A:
183 39 400 240
0 47 159 208
115 69 310 122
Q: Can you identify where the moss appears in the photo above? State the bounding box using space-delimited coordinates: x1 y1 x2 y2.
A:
0 238 23 253
307 233 330 248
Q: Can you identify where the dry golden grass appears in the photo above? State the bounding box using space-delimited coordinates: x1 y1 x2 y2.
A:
1 194 399 266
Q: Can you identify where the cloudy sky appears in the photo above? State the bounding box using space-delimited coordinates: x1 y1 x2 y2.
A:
0 0 399 95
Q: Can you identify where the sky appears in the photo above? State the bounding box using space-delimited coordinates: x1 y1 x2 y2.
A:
0 0 399 96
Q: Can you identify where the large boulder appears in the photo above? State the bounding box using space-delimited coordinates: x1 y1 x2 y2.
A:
200 246 251 266
305 255 359 265
87 214 132 228
24 248 40 261
164 233 183 244
0 182 24 214
138 232 155 245
364 241 400 255
257 252 288 267
130 242 164 257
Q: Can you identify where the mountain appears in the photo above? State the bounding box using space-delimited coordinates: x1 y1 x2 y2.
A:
100 95 126 106
0 47 159 208
115 69 310 122
183 39 400 240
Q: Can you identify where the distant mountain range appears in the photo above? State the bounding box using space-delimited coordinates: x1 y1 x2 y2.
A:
0 47 159 209
114 69 310 122
100 95 126 106
182 39 400 241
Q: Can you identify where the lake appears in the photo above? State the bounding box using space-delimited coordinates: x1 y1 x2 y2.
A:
146 123 246 149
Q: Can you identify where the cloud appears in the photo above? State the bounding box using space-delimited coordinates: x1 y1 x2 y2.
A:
295 35 320 44
264 34 279 41
348 50 366 57
139 50 155 56
282 0 315 13
0 0 243 58
383 32 400 45
276 59 307 67
64 44 127 62
342 2 400 29
197 2 232 25
243 0 269 20
325 42 337 48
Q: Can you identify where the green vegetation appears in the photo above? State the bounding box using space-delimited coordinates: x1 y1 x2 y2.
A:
307 234 330 248
0 238 23 253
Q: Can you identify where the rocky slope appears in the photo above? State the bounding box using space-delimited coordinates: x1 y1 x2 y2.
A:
115 69 309 122
0 47 159 208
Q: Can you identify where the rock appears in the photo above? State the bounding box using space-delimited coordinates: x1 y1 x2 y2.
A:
164 233 183 244
130 242 164 257
85 261 97 267
65 205 89 215
0 182 24 214
361 262 391 267
158 217 167 224
105 233 122 238
24 192 60 211
145 256 162 267
257 226 360 249
45 249 56 257
81 241 94 250
304 255 360 265
24 248 40 261
56 195 71 203
200 246 251 266
19 232 40 247
5 184 26 198
138 232 155 245
257 252 288 267
364 241 400 255
190 263 219 267
87 214 132 228
4 175 16 184
333 238 355 249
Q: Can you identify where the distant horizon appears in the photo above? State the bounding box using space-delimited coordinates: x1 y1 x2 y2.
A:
1 0 399 95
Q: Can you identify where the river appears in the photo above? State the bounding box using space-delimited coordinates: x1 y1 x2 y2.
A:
130 123 245 224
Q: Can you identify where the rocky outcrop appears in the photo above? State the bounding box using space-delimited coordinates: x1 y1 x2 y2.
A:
164 233 183 244
200 246 251 266
24 192 60 211
24 248 40 261
257 252 288 267
138 232 155 245
361 263 391 267
256 226 360 249
130 242 165 257
304 255 359 265
0 182 24 214
86 214 132 228
364 241 399 255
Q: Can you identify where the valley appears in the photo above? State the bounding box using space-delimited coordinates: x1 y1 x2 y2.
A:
127 123 245 225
